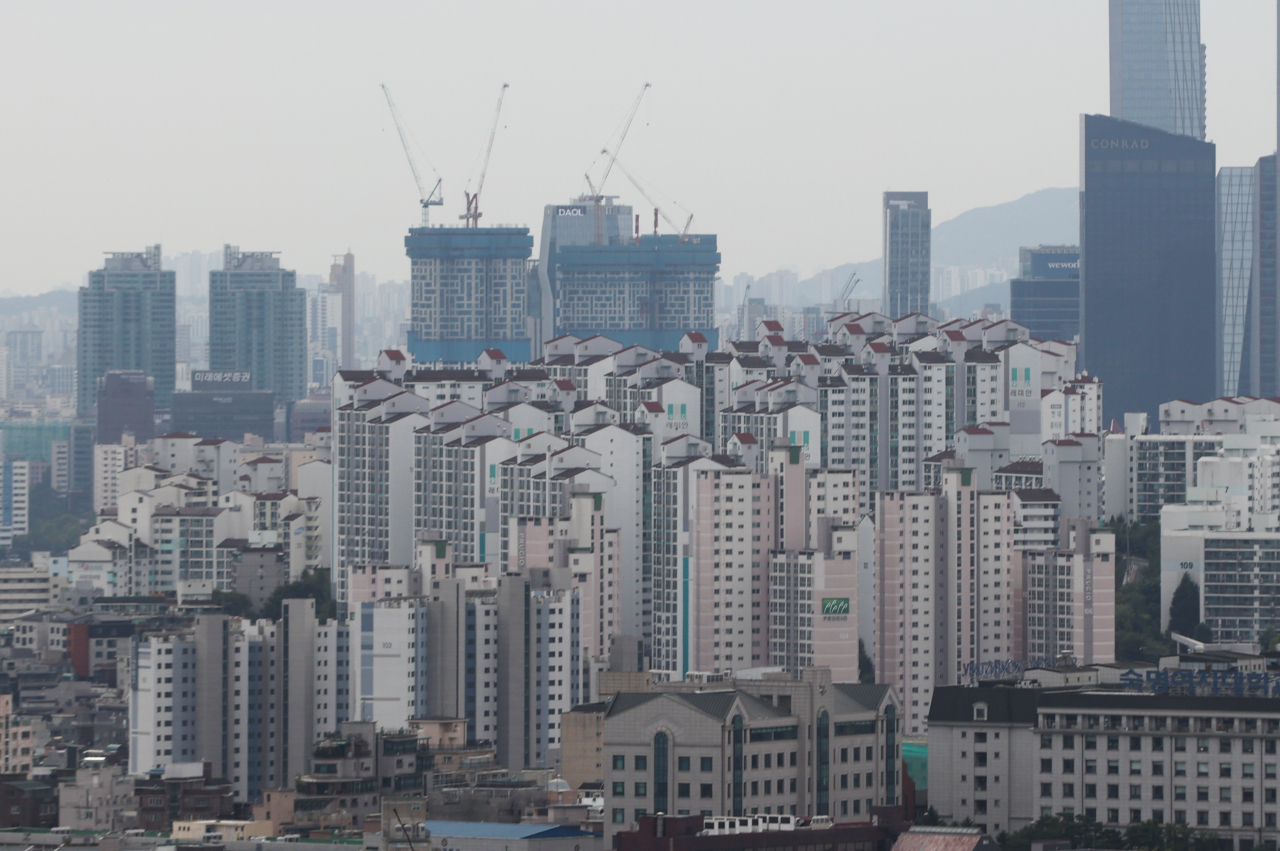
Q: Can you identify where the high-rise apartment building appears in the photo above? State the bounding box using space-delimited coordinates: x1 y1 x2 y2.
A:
1109 0 1206 140
882 192 931 318
1079 114 1215 422
1009 246 1081 343
1217 167 1254 397
208 245 307 404
128 602 348 802
1021 519 1116 665
330 252 355 369
875 468 1018 736
405 226 534 362
77 245 176 417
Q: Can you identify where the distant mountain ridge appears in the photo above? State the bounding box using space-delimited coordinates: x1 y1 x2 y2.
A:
787 187 1079 308
0 289 78 313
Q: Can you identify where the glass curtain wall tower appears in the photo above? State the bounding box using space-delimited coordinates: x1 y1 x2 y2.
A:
1109 0 1207 140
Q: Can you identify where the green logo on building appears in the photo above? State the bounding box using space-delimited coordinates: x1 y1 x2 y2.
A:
821 598 850 615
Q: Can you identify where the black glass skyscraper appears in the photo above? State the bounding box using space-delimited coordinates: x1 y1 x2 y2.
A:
1080 113 1215 422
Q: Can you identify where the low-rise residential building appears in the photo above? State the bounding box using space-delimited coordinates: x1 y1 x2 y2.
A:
928 683 1280 847
602 673 901 843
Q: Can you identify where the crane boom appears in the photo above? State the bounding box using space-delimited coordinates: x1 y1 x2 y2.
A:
463 83 510 227
597 83 650 198
603 148 683 233
381 83 442 226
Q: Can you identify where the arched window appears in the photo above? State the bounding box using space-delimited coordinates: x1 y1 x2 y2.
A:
816 710 830 815
654 731 669 815
732 714 744 816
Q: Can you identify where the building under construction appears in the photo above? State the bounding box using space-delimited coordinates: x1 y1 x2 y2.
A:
405 225 535 362
538 196 720 352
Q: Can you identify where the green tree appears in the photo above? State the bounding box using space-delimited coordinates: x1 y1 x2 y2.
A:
1191 622 1213 643
914 806 942 826
999 813 1123 851
257 570 334 621
858 639 875 683
4 479 95 562
1168 573 1200 637
211 590 255 618
1258 627 1279 653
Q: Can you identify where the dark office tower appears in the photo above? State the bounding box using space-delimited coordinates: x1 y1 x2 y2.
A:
1109 0 1206 140
535 197 633 344
1242 156 1279 397
208 245 307 404
882 192 931 318
405 226 534 362
1080 114 1215 422
77 245 175 418
1009 246 1081 342
1216 167 1254 397
329 251 355 369
96 370 155 444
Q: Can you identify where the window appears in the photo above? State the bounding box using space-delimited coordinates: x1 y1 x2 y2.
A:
678 756 691 771
612 782 625 796
975 752 988 767
635 809 647 821
1130 761 1142 775
635 755 647 771
1108 737 1120 751
1041 759 1053 773
613 755 625 770
1063 783 1075 797
1107 784 1119 799
612 808 625 823
1218 812 1231 827
1063 759 1075 774
1219 763 1231 778
1041 783 1052 798
634 782 647 797
1196 787 1209 802
677 783 690 798
1174 761 1187 777
1085 759 1098 774
1174 786 1186 801
1129 785 1141 800
1085 736 1097 750
1152 761 1164 776
700 784 713 799
701 757 714 772
1107 808 1119 823
1197 762 1209 777
1041 734 1053 749
1108 760 1120 775
1085 784 1097 799
1130 809 1142 824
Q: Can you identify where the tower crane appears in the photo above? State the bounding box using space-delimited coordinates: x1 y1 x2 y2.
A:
595 83 650 199
838 270 863 302
461 83 510 228
380 83 442 227
602 149 694 242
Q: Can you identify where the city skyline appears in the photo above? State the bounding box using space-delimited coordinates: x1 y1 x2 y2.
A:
1 1 1276 297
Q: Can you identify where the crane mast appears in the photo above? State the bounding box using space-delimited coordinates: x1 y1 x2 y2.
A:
381 83 442 227
462 83 510 228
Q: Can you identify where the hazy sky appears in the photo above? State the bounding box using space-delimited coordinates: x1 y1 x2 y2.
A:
0 1 1274 295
